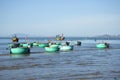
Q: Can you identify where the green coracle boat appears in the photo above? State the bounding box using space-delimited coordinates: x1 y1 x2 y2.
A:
69 41 81 46
9 43 21 48
22 43 33 48
45 47 59 52
10 47 30 54
38 43 49 48
33 42 38 46
50 44 59 48
56 42 61 45
96 43 109 49
60 45 73 51
75 41 81 46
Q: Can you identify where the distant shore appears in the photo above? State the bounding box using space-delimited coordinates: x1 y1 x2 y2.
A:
0 36 120 40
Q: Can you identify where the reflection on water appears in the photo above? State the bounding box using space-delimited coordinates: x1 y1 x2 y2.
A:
44 52 60 55
10 54 30 58
0 48 120 80
0 39 120 80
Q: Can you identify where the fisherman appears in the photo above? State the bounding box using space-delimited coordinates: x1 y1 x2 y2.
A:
12 35 19 42
66 41 70 46
77 41 81 46
60 33 65 40
105 42 109 48
11 35 20 48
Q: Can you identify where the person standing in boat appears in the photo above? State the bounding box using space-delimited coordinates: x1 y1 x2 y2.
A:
61 33 65 40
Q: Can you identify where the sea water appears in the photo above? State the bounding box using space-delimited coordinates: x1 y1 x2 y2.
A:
0 37 120 80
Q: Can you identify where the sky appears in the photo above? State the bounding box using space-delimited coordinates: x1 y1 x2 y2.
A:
0 0 120 37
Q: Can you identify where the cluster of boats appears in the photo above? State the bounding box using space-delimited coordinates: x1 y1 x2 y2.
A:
9 40 81 54
9 41 109 54
8 35 109 55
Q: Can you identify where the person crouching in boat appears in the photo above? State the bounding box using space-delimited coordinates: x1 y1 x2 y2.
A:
12 35 19 42
11 35 20 48
105 42 109 48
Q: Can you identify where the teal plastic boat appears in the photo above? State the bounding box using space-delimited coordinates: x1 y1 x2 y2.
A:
9 43 21 48
38 43 49 48
33 42 38 46
45 47 59 52
10 47 30 54
96 43 109 49
22 43 33 48
75 41 81 46
60 45 73 51
50 44 59 48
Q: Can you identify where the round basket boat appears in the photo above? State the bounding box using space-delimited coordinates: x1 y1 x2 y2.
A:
50 44 59 48
10 47 30 54
60 45 73 51
33 42 38 46
22 43 33 48
45 47 59 52
38 43 49 48
96 43 109 49
75 41 81 46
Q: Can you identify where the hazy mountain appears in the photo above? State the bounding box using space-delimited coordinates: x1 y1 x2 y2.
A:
11 33 29 37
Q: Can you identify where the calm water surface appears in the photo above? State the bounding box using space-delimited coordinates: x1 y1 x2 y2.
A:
0 37 120 80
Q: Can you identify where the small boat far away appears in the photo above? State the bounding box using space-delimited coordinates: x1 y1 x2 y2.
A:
56 33 65 41
96 42 109 49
